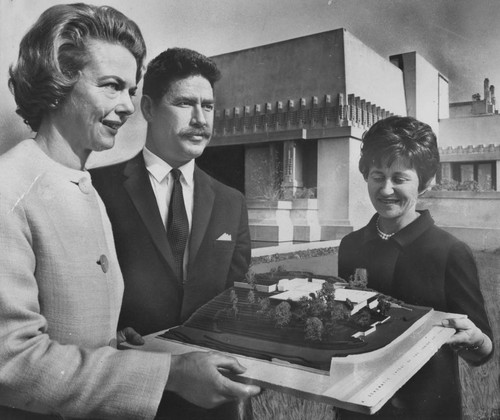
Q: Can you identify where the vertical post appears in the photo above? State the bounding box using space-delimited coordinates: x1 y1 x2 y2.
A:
287 99 295 129
324 94 332 126
233 107 240 134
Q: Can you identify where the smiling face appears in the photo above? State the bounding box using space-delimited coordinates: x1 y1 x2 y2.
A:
142 75 214 168
55 39 137 161
367 158 421 231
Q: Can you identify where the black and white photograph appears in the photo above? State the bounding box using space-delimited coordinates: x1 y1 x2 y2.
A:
0 1 498 419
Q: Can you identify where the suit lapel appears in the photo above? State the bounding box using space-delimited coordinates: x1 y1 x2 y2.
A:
123 154 176 270
189 166 215 267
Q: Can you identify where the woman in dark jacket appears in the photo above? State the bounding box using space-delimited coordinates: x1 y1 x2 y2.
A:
338 116 493 420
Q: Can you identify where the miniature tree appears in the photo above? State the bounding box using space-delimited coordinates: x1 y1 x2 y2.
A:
377 298 391 317
258 296 270 311
330 301 350 321
349 268 368 288
322 301 351 338
229 289 237 302
296 293 326 320
353 308 371 327
312 297 328 317
344 297 354 311
305 317 324 341
247 289 256 304
228 289 239 319
317 282 336 302
245 270 256 290
273 301 292 328
257 297 272 319
294 296 311 322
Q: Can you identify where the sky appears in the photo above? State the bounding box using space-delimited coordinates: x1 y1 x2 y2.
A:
2 0 500 158
128 0 500 104
4 0 500 103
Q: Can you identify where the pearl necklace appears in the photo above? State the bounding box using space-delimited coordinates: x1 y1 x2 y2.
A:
376 217 396 240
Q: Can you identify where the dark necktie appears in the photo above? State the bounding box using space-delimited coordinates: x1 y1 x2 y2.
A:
167 168 189 281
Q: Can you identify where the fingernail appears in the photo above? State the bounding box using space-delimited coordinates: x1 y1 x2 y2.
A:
442 319 449 326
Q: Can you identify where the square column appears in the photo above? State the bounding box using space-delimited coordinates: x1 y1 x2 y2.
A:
496 160 500 191
317 136 373 239
282 140 304 198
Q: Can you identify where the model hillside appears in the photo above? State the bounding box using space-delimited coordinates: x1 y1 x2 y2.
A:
161 270 429 369
232 269 390 342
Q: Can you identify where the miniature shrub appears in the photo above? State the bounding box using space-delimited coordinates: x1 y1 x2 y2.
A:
330 301 350 321
377 299 391 317
257 297 272 319
245 270 256 289
228 289 239 318
353 308 371 327
247 290 256 304
305 317 324 341
274 301 292 328
349 268 368 288
317 282 336 301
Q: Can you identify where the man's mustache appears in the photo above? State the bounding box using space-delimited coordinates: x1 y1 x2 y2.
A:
180 129 212 139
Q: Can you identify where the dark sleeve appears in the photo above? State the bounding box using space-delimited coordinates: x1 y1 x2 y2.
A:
445 241 493 362
338 233 358 281
225 194 251 289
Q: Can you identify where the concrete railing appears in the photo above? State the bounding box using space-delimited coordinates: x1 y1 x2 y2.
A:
417 191 500 250
248 191 500 251
247 199 322 245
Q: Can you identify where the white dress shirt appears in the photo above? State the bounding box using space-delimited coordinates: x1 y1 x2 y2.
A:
143 147 194 281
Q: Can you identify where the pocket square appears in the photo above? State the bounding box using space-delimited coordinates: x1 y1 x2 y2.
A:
217 233 232 241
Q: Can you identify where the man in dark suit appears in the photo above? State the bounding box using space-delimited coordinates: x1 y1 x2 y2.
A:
91 48 252 420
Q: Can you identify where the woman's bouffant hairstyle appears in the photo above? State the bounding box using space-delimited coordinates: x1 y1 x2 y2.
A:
358 116 440 192
143 47 221 103
8 3 147 132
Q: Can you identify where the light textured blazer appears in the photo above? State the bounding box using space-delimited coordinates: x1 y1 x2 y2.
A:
0 140 169 420
91 152 251 336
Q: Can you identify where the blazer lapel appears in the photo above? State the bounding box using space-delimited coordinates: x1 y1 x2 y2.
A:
189 167 215 267
123 154 176 270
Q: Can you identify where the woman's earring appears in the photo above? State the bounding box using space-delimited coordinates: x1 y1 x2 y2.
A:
49 99 59 109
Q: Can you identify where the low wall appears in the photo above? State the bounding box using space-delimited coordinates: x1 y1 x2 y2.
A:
417 191 500 250
248 199 323 244
248 192 500 251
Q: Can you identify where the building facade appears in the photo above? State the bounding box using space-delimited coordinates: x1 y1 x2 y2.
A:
198 29 449 245
439 78 500 192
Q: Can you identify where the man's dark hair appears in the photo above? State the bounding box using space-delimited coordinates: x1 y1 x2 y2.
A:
358 116 440 192
142 47 221 103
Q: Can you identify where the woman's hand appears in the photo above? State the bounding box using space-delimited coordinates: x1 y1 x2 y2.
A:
442 318 493 364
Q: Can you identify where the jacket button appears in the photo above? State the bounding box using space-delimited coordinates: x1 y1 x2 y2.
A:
78 177 91 194
97 254 109 273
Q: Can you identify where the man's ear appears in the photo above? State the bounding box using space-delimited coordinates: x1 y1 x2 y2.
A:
141 95 154 122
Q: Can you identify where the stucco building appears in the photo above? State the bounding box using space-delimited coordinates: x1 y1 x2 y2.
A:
198 29 449 245
438 78 500 192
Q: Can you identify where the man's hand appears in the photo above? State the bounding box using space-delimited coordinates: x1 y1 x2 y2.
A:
117 327 145 346
166 351 261 408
